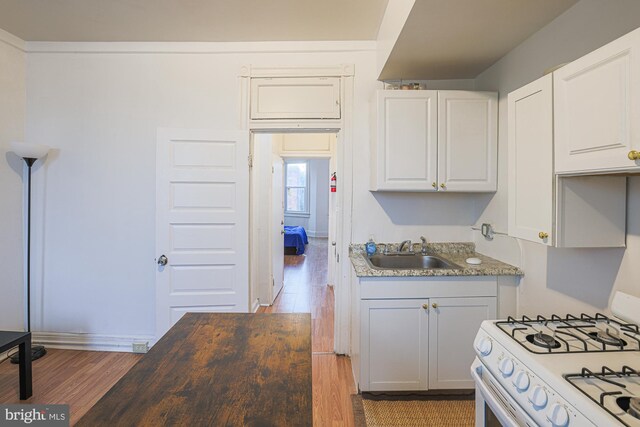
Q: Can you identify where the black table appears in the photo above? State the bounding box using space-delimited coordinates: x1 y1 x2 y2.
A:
0 331 32 399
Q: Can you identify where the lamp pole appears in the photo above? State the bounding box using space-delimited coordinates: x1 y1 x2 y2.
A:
9 142 50 362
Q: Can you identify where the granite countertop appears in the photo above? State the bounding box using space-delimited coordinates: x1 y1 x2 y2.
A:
349 242 523 277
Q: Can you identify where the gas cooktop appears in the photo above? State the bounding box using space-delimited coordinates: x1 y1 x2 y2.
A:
495 313 640 354
565 365 640 427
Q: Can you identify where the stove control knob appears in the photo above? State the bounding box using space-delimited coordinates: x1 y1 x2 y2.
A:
498 358 514 377
512 370 530 392
476 337 492 356
547 403 570 427
528 385 548 408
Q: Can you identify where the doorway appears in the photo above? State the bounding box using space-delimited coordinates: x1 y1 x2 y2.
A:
250 133 337 312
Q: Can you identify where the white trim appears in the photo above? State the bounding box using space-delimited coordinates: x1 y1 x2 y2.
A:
243 65 354 356
25 41 376 55
251 299 261 313
0 28 26 52
32 332 156 353
306 230 329 238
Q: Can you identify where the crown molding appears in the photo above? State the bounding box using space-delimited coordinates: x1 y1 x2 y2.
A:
0 28 26 52
25 40 376 54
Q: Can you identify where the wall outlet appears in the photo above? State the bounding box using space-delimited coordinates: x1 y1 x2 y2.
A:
132 342 149 354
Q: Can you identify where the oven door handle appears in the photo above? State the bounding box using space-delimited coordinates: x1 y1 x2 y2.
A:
471 359 523 427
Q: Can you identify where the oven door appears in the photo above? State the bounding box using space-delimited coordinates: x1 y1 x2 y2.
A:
471 358 536 427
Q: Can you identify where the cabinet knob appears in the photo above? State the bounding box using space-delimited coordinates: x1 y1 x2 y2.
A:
629 150 640 161
440 183 446 189
422 304 429 310
432 182 437 188
538 232 549 239
432 303 438 309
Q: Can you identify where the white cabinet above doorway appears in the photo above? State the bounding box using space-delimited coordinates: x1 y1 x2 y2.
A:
250 77 341 120
370 90 497 192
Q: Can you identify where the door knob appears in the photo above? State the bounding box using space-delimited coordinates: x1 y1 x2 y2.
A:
432 303 438 309
440 183 446 189
538 232 549 239
331 241 336 246
432 182 437 188
629 150 640 161
422 304 429 310
157 255 168 266
281 230 285 235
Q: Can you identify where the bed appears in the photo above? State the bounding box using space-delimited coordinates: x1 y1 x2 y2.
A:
284 226 309 255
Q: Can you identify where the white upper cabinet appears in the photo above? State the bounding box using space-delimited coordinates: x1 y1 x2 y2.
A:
438 91 497 192
250 77 341 120
370 90 438 191
508 75 627 248
554 28 640 174
370 90 497 192
508 75 555 246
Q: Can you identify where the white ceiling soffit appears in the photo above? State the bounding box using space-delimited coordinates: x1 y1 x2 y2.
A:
0 0 388 42
380 0 578 80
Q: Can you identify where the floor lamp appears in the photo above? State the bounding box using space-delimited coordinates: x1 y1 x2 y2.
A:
10 141 50 363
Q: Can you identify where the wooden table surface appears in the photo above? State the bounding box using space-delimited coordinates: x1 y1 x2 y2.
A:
77 313 312 426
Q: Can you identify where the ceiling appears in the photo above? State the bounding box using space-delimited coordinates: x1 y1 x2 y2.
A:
0 0 579 80
0 0 388 42
380 0 578 80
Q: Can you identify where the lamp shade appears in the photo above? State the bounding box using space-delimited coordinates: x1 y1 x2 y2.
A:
10 141 50 159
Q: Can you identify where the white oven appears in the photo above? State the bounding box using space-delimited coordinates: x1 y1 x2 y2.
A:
471 291 640 427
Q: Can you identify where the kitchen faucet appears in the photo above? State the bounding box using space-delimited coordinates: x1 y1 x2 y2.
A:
420 236 428 255
399 240 413 253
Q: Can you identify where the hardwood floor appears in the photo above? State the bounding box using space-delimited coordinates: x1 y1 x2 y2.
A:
0 238 355 426
0 349 141 425
259 238 357 426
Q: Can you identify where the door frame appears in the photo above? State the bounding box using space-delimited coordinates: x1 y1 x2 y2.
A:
241 64 354 355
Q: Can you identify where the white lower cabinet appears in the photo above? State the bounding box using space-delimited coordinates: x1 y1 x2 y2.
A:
357 277 497 392
428 297 496 389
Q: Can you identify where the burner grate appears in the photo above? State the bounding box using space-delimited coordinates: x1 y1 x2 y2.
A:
565 366 640 427
496 313 640 354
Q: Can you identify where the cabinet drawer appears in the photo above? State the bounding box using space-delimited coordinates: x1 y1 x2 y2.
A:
360 276 497 300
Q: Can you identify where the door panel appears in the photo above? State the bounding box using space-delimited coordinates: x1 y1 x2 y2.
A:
156 129 249 338
428 297 496 389
507 75 554 245
271 155 285 302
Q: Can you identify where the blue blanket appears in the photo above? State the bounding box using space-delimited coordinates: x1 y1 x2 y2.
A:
284 226 309 255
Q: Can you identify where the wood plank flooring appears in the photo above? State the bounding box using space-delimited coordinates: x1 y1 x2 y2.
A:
0 349 141 425
0 237 356 426
259 238 357 426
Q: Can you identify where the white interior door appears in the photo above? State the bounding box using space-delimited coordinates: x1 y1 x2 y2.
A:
271 155 285 301
156 128 250 338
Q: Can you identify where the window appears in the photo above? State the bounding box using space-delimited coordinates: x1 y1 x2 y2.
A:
285 161 309 216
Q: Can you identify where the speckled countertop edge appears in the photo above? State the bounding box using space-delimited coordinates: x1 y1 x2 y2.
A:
349 242 523 277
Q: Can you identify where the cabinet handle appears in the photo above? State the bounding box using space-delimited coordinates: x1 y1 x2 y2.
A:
538 232 549 239
432 303 438 309
432 182 437 188
422 304 429 310
440 183 446 189
629 150 640 161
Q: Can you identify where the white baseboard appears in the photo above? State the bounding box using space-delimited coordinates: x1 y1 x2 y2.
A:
251 299 261 313
307 230 329 238
32 331 157 353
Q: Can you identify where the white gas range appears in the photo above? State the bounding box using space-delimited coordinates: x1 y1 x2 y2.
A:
471 291 640 427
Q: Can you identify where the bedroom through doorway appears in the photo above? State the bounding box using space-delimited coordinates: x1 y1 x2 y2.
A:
251 132 337 351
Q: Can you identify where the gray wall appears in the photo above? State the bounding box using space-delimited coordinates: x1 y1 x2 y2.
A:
473 0 640 316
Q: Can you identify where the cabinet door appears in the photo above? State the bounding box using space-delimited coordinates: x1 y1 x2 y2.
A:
371 91 438 191
554 28 640 174
250 77 340 119
507 75 554 246
360 299 429 391
428 297 496 389
437 91 497 192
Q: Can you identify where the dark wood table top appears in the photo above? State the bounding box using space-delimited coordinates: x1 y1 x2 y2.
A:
77 313 312 427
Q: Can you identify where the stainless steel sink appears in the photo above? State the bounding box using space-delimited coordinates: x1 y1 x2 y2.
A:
365 254 460 270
